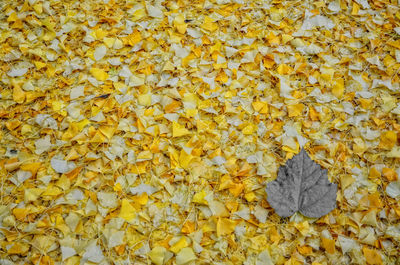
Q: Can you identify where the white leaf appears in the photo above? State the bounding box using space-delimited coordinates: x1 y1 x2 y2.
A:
254 205 269 223
386 180 400 198
355 0 370 8
241 50 258 63
234 205 250 220
105 229 125 248
108 57 121 66
51 158 75 173
130 184 157 195
296 43 324 55
90 111 105 122
66 189 84 202
279 76 294 99
338 235 359 254
256 250 274 265
146 4 163 18
66 102 82 120
94 45 107 61
328 1 341 12
82 243 104 263
225 46 238 57
171 43 190 58
391 104 400 115
360 127 380 140
309 88 335 103
187 28 202 38
7 67 28 77
211 156 226 166
97 192 118 208
301 11 335 31
46 50 58 61
61 246 76 261
372 79 399 92
35 135 52 155
129 75 145 86
395 50 400 63
70 85 84 100
119 65 132 79
10 170 32 186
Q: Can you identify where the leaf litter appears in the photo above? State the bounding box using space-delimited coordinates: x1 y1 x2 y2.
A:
0 0 400 264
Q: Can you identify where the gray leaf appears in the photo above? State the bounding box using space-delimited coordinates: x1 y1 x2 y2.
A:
266 148 337 218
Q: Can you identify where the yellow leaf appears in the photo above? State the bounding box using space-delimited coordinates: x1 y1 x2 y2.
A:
362 247 383 265
179 149 194 170
7 242 30 255
297 245 313 255
229 183 244 197
13 84 25 104
94 28 108 40
20 162 41 177
282 34 293 44
134 193 148 205
379 131 397 150
252 101 269 114
216 218 236 237
7 12 18 22
201 16 218 32
13 208 30 221
321 237 335 254
387 40 400 49
181 221 195 234
42 185 62 196
277 64 292 75
340 174 355 190
244 192 256 202
382 167 398 181
218 175 234 191
34 61 46 70
169 236 189 254
192 190 208 205
119 199 136 222
293 221 309 236
131 161 148 174
137 150 153 161
103 37 115 48
113 182 122 192
148 246 167 265
138 94 152 106
242 124 255 135
176 247 196 265
24 188 43 203
90 68 108 81
368 167 381 179
174 14 187 34
99 125 116 139
287 104 304 117
90 131 107 143
359 98 372 110
132 7 146 21
387 146 400 158
332 78 344 98
125 29 142 46
352 2 360 15
173 122 190 137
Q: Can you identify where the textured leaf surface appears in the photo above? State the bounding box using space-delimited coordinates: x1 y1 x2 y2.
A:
266 148 337 218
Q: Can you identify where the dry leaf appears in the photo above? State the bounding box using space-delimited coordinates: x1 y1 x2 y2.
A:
266 148 337 218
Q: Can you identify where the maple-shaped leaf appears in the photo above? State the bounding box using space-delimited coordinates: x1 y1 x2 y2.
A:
266 148 337 218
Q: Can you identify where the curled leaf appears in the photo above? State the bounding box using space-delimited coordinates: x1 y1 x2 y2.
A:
266 148 337 218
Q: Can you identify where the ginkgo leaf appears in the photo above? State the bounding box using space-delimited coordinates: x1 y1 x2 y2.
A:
266 148 337 218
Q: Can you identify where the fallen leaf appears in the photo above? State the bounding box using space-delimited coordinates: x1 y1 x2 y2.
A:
266 148 337 218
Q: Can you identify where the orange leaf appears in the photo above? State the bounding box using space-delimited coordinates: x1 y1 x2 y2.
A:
362 247 383 265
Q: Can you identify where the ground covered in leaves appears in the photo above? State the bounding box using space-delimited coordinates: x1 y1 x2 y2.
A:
1 0 400 264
